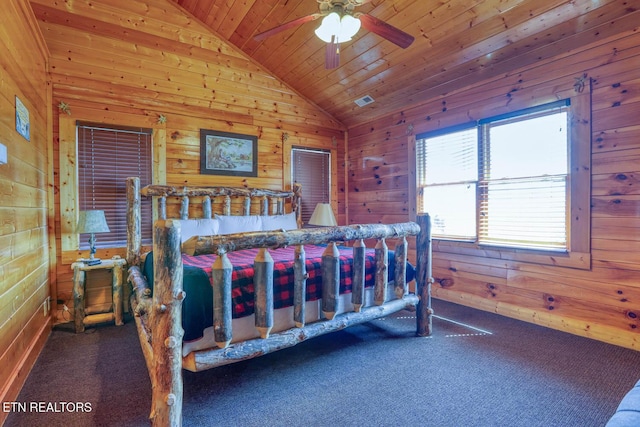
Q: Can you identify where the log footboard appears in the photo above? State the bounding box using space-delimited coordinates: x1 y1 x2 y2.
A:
183 294 419 372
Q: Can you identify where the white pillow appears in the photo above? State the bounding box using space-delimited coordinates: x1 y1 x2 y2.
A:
177 219 219 243
261 212 298 231
215 215 263 235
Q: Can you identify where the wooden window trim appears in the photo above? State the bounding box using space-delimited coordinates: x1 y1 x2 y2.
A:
283 136 339 223
409 83 591 270
59 107 166 264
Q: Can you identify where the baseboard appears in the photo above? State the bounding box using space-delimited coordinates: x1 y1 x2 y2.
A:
0 311 51 426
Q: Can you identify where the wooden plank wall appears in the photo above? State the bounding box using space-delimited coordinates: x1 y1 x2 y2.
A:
0 0 52 421
347 29 640 350
27 0 345 320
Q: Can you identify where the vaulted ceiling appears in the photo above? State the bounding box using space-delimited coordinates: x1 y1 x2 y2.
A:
169 0 639 127
34 0 640 128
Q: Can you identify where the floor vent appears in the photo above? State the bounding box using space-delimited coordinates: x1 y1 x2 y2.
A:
354 95 375 107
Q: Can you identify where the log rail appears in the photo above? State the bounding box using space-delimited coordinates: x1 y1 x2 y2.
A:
125 177 433 426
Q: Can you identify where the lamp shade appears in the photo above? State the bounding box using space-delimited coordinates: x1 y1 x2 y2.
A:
77 210 110 234
308 203 337 226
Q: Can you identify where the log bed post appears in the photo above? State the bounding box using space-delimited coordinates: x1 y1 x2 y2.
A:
374 238 389 305
223 195 231 215
72 268 86 333
254 248 274 338
159 197 167 220
292 183 302 228
150 219 185 427
203 196 212 219
351 239 365 312
212 251 233 348
416 214 433 336
293 244 307 327
394 237 408 299
180 196 189 219
321 242 340 319
243 196 251 215
112 261 125 326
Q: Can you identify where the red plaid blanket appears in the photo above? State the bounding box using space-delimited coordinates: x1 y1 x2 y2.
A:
181 245 377 319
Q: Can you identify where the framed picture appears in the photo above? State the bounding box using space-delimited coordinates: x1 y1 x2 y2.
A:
200 129 258 177
15 96 30 142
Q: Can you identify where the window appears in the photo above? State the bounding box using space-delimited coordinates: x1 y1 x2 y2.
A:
417 100 570 251
291 147 331 224
416 124 478 240
77 122 153 249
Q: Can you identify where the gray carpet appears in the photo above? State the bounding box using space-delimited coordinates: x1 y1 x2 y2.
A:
6 299 640 427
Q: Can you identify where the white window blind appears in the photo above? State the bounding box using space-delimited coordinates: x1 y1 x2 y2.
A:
77 122 153 249
479 105 569 249
292 148 331 224
416 126 478 239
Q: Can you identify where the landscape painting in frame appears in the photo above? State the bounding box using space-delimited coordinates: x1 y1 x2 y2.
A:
200 129 258 177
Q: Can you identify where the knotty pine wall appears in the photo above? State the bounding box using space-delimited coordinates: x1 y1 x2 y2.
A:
0 0 52 420
28 0 345 321
347 29 640 350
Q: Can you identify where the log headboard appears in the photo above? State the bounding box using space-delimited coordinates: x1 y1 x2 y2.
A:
125 177 302 266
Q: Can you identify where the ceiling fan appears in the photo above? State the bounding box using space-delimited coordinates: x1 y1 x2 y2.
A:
254 0 414 69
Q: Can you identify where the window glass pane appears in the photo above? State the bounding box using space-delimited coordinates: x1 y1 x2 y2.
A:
423 184 476 239
416 126 478 240
480 107 569 250
487 111 568 178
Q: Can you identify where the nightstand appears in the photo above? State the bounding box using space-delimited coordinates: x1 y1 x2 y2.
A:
71 257 127 333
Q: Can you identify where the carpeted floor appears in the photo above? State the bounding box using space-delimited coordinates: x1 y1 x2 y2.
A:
5 299 640 427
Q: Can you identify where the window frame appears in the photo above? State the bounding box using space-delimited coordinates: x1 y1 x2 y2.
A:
59 107 166 264
291 147 332 224
410 88 591 270
76 121 154 250
283 135 339 226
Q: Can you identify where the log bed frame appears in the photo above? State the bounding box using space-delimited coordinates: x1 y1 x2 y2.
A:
125 177 433 426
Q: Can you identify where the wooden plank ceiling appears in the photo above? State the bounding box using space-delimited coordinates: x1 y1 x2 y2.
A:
39 0 640 128
170 0 639 127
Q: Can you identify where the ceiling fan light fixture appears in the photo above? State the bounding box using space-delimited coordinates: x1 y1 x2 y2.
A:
341 14 361 39
315 12 361 44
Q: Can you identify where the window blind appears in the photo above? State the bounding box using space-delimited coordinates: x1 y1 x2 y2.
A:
77 122 153 249
292 148 331 223
416 125 478 239
479 106 569 249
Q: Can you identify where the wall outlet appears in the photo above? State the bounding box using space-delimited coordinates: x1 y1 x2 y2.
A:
43 297 51 317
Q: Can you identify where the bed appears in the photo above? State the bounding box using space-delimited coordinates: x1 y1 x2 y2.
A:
124 177 433 426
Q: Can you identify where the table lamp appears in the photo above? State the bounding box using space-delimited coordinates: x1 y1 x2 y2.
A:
77 210 110 261
308 203 337 226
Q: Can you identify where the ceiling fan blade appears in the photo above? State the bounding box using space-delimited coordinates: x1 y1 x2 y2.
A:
325 39 340 69
358 13 414 49
254 14 322 42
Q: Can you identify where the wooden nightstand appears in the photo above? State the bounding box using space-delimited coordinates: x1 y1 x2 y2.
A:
71 257 127 333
